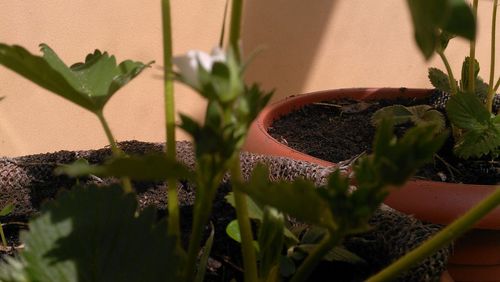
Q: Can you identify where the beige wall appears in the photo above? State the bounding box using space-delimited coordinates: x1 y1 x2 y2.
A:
0 0 498 156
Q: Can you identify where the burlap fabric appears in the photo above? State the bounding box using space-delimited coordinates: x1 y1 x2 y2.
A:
0 141 450 281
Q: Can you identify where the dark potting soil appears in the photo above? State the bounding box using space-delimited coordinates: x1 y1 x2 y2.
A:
268 97 500 185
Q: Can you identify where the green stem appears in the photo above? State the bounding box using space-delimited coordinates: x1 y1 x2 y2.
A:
229 0 244 61
487 0 498 112
367 186 500 282
162 0 181 240
290 230 342 282
230 157 258 282
0 224 7 247
437 50 458 96
495 76 500 92
437 50 460 139
96 111 133 193
469 0 479 95
183 172 223 282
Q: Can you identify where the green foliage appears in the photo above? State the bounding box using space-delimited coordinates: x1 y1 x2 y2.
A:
0 185 181 282
194 223 214 282
429 67 456 93
0 203 14 247
460 57 480 92
225 193 299 243
372 104 445 133
446 92 500 158
0 44 152 113
406 0 475 59
0 204 14 217
290 227 365 264
257 207 285 279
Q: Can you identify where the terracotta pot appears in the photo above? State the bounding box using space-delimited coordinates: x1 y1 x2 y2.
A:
243 88 500 281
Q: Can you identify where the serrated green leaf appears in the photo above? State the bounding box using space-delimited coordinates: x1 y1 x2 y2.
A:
0 44 96 110
56 153 193 181
446 91 491 130
0 43 152 113
0 185 181 282
454 126 500 159
0 203 14 217
429 67 455 93
235 165 334 229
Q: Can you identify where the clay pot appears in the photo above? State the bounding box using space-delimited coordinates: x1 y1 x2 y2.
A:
244 88 500 281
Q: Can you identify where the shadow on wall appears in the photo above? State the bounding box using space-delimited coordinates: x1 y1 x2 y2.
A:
242 0 338 100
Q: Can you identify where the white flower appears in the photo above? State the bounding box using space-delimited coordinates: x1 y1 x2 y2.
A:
173 47 226 88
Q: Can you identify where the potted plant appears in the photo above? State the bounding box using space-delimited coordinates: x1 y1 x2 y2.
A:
245 0 500 280
0 0 498 281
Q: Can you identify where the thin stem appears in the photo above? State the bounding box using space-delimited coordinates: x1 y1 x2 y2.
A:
469 0 479 95
367 186 500 282
162 0 181 240
437 50 460 138
495 76 500 92
0 224 7 247
437 50 458 96
229 0 244 61
290 230 343 282
183 172 223 282
96 111 133 193
230 157 258 282
487 0 498 112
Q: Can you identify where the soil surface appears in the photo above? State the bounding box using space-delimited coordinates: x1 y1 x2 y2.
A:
269 97 500 185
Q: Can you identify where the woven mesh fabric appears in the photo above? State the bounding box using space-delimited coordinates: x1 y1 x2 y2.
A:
429 90 500 113
0 141 449 280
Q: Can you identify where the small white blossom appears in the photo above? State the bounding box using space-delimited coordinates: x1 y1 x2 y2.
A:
173 47 226 88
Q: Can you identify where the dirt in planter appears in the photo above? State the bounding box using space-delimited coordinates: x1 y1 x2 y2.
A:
268 98 500 185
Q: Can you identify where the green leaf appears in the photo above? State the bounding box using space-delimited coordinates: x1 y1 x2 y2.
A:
226 220 242 242
225 193 299 243
0 185 181 282
235 165 335 230
0 203 14 217
0 44 96 110
406 0 475 59
195 222 215 282
406 0 447 58
429 67 455 93
0 43 152 113
446 91 491 130
444 0 476 40
258 207 285 278
460 57 480 92
372 105 445 132
362 119 447 187
447 92 500 158
56 153 193 181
